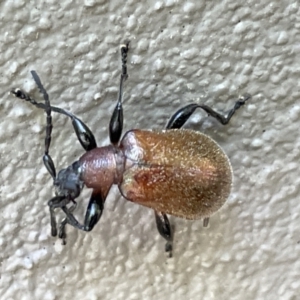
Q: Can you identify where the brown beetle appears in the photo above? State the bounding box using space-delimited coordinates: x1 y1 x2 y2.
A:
11 43 250 257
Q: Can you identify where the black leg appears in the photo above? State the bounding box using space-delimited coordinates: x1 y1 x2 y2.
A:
29 71 57 180
48 196 70 237
11 74 97 151
30 71 52 155
71 117 97 151
109 42 129 145
56 203 77 244
203 217 209 227
166 93 251 129
31 71 97 151
58 191 104 242
164 94 250 247
155 211 173 258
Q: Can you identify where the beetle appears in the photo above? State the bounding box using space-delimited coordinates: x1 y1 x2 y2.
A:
11 43 250 257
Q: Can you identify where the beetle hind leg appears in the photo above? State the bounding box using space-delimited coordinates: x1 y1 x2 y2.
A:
154 211 173 258
203 217 209 227
166 93 251 129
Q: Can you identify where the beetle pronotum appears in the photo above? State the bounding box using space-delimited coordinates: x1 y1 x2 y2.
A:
11 43 250 257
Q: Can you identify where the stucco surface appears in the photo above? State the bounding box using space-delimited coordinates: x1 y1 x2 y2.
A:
0 1 299 299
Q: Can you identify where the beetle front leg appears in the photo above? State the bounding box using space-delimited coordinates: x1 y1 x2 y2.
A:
154 211 173 257
48 196 77 237
109 43 129 145
58 190 105 242
166 93 251 129
31 70 97 151
48 196 69 237
11 72 97 152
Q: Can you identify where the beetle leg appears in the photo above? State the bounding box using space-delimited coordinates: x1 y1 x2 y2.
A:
58 191 105 242
70 116 97 151
154 211 173 257
31 70 97 151
203 217 209 227
166 93 251 129
109 43 129 145
56 203 77 244
48 196 69 237
11 72 97 151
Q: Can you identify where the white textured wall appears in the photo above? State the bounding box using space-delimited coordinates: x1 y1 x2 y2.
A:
0 1 299 299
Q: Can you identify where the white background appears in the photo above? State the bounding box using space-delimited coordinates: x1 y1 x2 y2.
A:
0 1 299 299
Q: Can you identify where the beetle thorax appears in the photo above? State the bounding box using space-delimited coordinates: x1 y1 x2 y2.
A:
78 145 124 197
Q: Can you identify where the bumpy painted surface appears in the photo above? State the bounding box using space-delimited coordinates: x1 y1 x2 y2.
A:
120 129 231 219
0 1 299 300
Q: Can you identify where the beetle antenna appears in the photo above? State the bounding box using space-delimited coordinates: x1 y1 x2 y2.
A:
11 88 79 119
30 71 51 154
11 84 97 152
31 71 57 180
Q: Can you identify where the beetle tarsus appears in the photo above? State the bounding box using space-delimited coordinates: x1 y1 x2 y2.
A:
59 218 67 243
165 241 173 258
48 195 68 238
203 217 209 227
58 202 78 243
11 88 31 101
155 211 173 257
120 41 129 78
51 226 57 237
217 93 251 125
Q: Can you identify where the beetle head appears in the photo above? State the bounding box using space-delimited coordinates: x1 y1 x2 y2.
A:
54 161 84 199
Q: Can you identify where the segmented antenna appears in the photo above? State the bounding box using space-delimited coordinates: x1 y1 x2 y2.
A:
11 78 97 152
30 71 57 180
30 71 52 155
